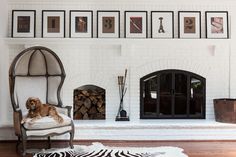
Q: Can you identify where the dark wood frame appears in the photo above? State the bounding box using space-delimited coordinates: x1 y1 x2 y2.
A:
69 10 93 38
9 46 74 156
151 11 174 38
140 69 206 119
178 11 201 38
11 10 36 38
42 10 66 38
124 11 148 38
205 11 229 39
97 10 120 38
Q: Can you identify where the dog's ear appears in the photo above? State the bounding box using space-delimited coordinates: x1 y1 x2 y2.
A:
26 97 31 109
35 98 42 107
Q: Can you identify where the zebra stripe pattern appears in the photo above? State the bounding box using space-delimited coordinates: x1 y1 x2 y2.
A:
34 149 166 157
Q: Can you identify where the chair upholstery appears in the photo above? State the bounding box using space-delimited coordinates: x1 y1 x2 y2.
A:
14 77 47 114
23 113 72 130
9 46 74 156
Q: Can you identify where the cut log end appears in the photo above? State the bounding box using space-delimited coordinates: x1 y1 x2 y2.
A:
73 88 105 120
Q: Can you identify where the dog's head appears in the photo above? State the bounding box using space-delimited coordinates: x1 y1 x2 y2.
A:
26 97 42 111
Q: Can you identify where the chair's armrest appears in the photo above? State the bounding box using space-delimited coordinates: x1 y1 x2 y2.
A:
13 108 23 136
55 106 72 118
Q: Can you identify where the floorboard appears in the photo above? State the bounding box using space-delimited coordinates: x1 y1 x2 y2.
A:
1 140 236 157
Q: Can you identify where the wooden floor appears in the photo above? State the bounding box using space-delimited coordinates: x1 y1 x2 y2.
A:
1 140 236 157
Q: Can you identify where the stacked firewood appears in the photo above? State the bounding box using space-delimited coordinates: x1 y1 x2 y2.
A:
74 88 105 120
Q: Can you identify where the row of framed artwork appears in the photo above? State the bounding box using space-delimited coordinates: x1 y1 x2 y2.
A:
12 10 229 39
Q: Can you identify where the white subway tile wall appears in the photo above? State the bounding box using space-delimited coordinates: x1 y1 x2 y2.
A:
2 0 236 140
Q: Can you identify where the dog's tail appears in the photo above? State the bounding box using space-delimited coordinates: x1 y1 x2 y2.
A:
53 114 64 124
49 107 64 124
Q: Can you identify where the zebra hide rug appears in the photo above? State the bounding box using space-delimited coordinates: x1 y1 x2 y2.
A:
33 142 188 157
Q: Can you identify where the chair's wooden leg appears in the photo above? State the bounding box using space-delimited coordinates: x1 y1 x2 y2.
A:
69 122 75 149
16 136 21 153
47 136 51 149
69 132 74 149
22 135 27 156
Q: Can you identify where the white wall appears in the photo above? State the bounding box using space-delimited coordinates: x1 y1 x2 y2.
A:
0 0 7 37
0 0 10 126
1 0 236 140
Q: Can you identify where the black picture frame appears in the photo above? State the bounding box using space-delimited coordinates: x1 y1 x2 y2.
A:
178 11 201 38
69 10 93 38
12 10 36 38
97 10 120 38
205 11 229 39
151 11 174 38
42 10 65 38
124 11 148 38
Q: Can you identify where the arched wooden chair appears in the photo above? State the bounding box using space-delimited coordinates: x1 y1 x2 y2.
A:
9 46 74 156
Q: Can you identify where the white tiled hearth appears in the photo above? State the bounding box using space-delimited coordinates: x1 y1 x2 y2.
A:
74 119 236 140
2 119 236 140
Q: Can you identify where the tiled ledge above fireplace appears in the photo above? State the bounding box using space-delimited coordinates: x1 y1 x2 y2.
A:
4 38 231 47
4 38 231 58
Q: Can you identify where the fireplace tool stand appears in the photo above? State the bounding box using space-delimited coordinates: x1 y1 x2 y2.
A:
116 69 130 121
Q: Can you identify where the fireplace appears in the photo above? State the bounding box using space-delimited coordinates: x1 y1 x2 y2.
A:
140 69 206 119
73 85 105 120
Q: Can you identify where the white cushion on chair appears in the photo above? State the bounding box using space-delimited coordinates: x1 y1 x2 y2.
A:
23 113 72 130
55 107 69 116
26 126 72 136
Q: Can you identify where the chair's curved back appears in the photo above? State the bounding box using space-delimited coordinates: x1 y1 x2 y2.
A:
9 46 66 114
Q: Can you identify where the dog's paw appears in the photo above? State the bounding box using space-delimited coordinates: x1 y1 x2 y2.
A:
58 117 64 124
54 115 64 124
21 118 27 124
21 120 25 124
28 120 35 125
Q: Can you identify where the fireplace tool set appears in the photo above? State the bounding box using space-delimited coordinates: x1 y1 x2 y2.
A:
116 69 130 121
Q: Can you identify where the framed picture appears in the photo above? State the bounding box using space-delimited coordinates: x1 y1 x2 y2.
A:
70 10 93 38
125 11 147 38
42 10 65 38
12 10 36 38
178 11 201 38
151 11 174 38
97 11 120 38
205 11 229 39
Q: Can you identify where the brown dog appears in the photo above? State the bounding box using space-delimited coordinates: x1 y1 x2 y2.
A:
21 97 63 124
